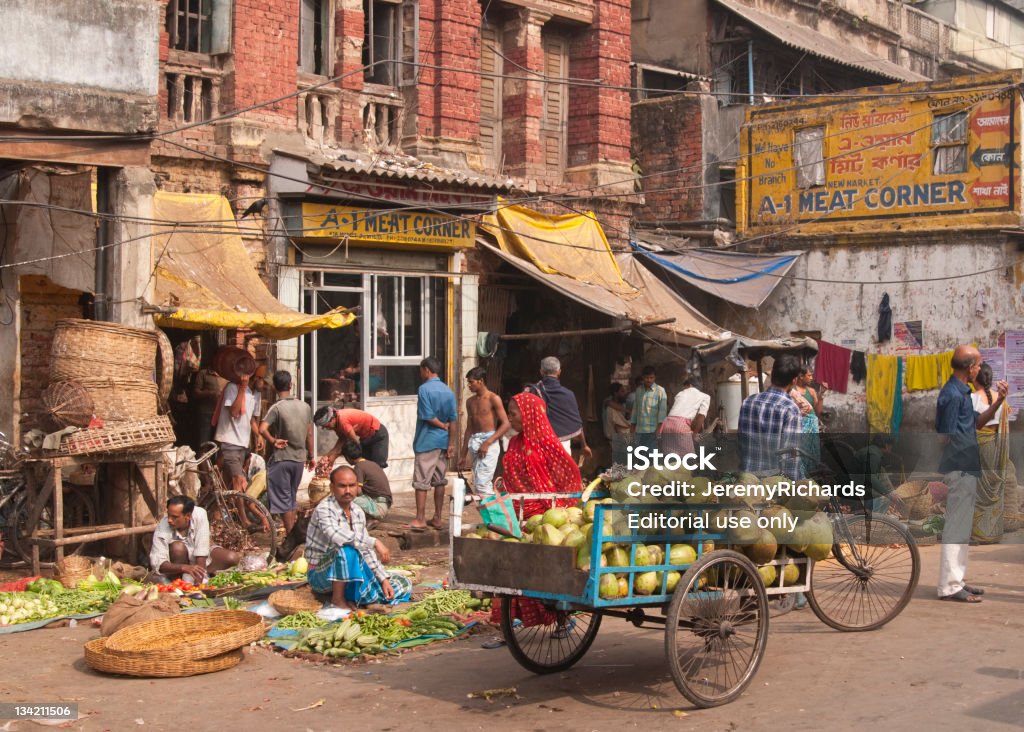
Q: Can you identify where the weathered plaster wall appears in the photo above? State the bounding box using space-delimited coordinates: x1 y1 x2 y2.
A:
715 235 1024 431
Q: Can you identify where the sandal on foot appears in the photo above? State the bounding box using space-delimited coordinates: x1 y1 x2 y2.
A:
939 589 982 603
963 584 985 596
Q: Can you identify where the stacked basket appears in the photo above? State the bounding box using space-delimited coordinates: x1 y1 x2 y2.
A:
84 610 265 677
43 319 174 455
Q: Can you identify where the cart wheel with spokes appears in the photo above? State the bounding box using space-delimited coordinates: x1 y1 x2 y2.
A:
499 597 602 674
807 513 919 632
665 549 769 708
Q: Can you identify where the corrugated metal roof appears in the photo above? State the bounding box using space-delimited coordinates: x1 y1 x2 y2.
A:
299 148 515 191
713 0 930 83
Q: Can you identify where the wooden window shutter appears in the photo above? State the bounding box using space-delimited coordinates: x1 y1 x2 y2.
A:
480 23 502 168
541 35 567 171
398 0 418 86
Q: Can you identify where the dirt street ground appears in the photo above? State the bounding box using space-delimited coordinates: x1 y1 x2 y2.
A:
0 540 1021 732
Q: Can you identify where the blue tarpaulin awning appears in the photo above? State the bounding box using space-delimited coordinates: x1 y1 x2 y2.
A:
630 243 802 309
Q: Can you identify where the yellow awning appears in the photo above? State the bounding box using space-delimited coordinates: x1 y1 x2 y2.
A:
151 192 354 338
481 203 726 345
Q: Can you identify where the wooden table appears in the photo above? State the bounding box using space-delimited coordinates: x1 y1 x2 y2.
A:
21 452 167 575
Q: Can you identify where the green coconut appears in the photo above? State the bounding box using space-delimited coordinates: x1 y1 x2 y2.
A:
633 544 652 567
599 573 619 598
646 545 665 565
668 543 697 566
523 514 544 533
665 570 682 592
617 576 630 597
565 506 584 526
762 504 795 544
757 564 777 586
605 546 630 567
802 512 834 560
542 507 569 528
728 509 761 544
536 524 564 546
633 571 659 595
781 563 800 585
562 529 586 549
743 528 778 565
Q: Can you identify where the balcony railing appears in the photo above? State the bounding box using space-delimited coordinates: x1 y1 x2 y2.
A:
361 86 405 149
297 88 340 144
164 66 223 124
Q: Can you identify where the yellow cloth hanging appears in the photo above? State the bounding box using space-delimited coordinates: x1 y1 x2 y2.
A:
904 354 941 392
866 354 899 433
938 350 955 386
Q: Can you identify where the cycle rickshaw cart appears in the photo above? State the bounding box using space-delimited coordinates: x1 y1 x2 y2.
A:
449 472 920 708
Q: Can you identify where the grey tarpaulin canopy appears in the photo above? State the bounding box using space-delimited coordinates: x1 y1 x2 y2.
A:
696 336 819 370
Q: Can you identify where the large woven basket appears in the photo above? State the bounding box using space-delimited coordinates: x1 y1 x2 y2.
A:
85 637 242 677
104 610 265 661
894 480 934 520
55 416 174 457
269 588 322 616
41 381 95 428
155 330 175 406
50 319 158 382
56 555 94 589
76 378 158 423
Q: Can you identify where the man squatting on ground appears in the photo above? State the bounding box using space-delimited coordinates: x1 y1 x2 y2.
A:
150 495 240 583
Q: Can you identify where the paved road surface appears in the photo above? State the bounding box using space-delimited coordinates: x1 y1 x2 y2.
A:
0 541 1021 731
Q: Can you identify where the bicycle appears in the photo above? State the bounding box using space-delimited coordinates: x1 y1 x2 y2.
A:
171 442 277 562
0 432 98 567
776 441 921 631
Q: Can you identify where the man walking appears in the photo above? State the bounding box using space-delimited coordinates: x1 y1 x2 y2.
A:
738 355 802 480
935 345 1005 603
412 357 457 530
460 366 510 497
525 356 592 459
259 370 313 535
630 365 668 452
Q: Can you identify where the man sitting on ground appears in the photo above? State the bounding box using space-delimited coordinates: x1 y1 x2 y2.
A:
149 496 240 583
341 441 392 523
305 466 395 610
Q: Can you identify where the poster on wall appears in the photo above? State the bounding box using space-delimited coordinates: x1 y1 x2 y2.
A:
893 321 923 352
1003 330 1024 418
979 346 1005 382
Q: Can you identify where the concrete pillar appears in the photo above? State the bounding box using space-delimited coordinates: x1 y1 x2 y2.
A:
109 166 157 328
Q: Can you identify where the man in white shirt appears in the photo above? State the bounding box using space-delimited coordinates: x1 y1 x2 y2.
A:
149 496 239 582
661 377 711 456
213 373 263 494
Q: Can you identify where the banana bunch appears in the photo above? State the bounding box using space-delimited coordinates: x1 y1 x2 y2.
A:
295 618 382 658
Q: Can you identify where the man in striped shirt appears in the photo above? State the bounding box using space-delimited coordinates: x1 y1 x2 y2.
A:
738 355 803 480
305 466 393 610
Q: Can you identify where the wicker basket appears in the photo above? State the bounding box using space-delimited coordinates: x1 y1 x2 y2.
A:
41 381 95 428
55 416 175 457
269 589 322 616
894 481 935 520
104 610 265 661
85 637 242 677
50 319 159 382
155 330 175 406
76 378 157 423
56 555 94 589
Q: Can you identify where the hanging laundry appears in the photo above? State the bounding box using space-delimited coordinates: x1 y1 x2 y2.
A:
850 351 867 384
814 340 851 394
866 354 898 433
877 293 892 343
904 353 941 392
890 357 904 435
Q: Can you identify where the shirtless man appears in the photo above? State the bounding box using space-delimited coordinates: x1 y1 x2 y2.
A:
460 367 510 497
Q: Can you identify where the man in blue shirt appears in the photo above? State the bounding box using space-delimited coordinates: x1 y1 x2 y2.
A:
935 345 1006 603
630 365 668 451
412 357 457 530
738 355 802 480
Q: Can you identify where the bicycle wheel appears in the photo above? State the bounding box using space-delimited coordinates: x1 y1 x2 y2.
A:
200 491 277 561
499 598 601 674
807 513 919 632
665 550 769 708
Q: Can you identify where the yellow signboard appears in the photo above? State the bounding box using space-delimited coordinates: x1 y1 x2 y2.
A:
298 203 476 249
739 73 1021 234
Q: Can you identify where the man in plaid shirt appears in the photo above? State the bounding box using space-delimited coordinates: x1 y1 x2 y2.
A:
305 466 394 610
738 355 803 479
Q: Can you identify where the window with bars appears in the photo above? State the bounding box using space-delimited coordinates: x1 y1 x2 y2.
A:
794 126 825 188
166 0 231 55
932 111 968 175
363 0 418 86
299 0 332 76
